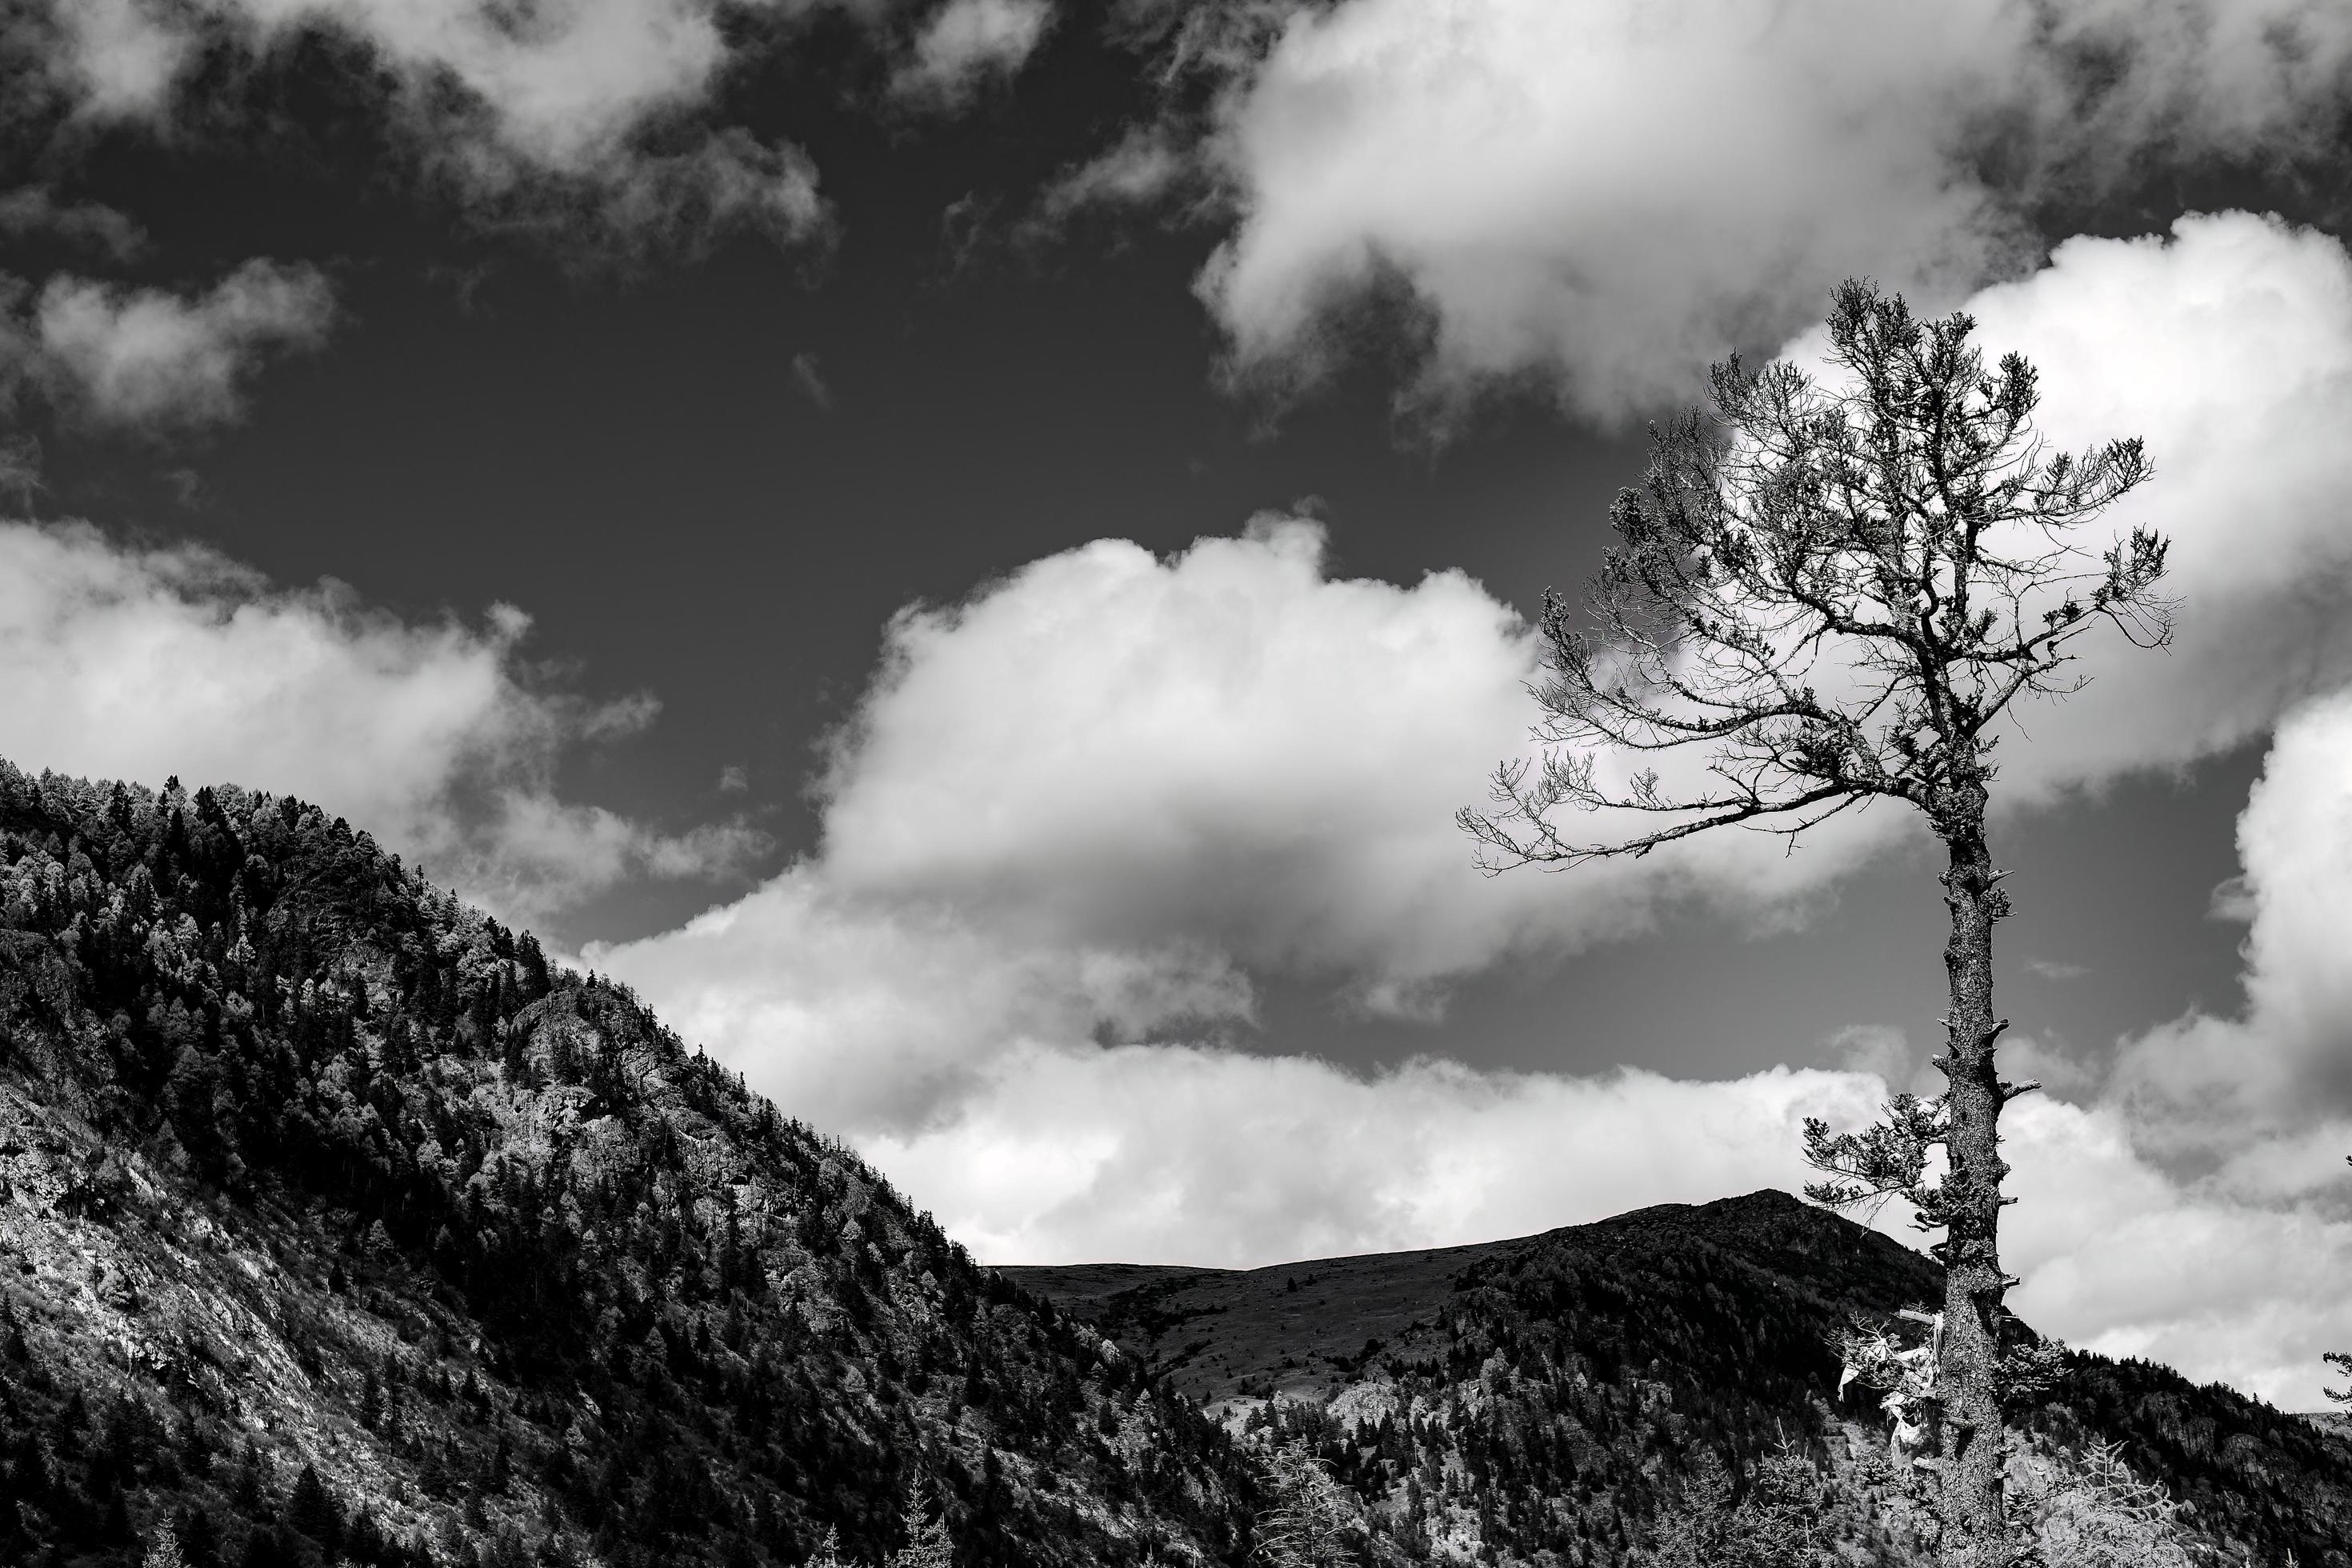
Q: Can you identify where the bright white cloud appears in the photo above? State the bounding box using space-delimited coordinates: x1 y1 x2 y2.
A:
598 214 2352 1411
894 0 1054 104
870 1051 1880 1266
600 877 2352 1405
1997 1094 2352 1408
16 0 824 250
1958 214 2352 794
2116 690 2352 1159
872 1049 2352 1406
0 520 761 922
816 517 1896 1000
1194 0 2352 421
591 866 1256 1132
29 259 334 429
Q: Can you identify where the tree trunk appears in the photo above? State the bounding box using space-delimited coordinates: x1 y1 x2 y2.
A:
1936 793 2012 1568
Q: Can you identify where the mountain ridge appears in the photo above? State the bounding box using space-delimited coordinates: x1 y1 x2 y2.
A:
2 758 2349 1568
1013 1188 2352 1563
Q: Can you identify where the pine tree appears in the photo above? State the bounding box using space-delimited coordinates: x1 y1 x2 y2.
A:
886 1484 954 1568
143 1522 189 1568
1251 1445 1355 1568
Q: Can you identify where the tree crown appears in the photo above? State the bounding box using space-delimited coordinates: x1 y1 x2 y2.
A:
1462 279 2167 870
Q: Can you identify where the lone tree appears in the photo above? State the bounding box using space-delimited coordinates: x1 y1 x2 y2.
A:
1460 281 2167 1568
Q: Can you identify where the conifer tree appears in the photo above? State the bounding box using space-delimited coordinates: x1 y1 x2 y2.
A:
1462 281 2167 1567
885 1486 954 1568
142 1522 188 1568
1251 1445 1355 1568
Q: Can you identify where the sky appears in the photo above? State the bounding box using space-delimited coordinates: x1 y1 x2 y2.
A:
6 0 2352 1406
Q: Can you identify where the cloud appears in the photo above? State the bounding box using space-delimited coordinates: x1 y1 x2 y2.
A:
10 0 826 254
593 866 1257 1134
0 519 763 924
1034 126 1194 230
2115 690 2352 1163
788 350 834 409
894 0 1054 105
1956 214 2352 795
870 1051 1881 1267
1998 1094 2352 1408
592 212 2352 1409
1185 0 2352 422
601 876 2352 1405
874 1049 2352 1406
42 0 189 122
1693 213 2352 807
814 516 1896 997
0 187 145 261
584 128 826 261
25 260 334 430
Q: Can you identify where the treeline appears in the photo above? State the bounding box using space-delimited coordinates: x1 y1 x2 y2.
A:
0 762 1256 1568
1224 1194 2352 1566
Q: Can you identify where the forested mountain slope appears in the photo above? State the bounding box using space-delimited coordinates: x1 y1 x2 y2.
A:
0 762 1254 1568
5 757 2346 1568
1017 1193 2352 1566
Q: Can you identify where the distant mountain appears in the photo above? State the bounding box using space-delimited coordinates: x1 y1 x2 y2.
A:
0 763 1253 1568
1012 1192 2352 1566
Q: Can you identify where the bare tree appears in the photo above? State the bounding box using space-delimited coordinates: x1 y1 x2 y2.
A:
1252 1442 1358 1568
1461 281 2168 1568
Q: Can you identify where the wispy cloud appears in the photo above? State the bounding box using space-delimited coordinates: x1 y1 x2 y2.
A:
789 350 834 410
893 0 1056 107
0 186 145 261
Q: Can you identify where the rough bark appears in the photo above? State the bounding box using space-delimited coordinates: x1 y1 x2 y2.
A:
1934 773 2013 1568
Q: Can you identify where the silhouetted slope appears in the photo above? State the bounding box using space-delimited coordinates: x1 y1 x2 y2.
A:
1021 1192 2352 1566
0 762 1253 1568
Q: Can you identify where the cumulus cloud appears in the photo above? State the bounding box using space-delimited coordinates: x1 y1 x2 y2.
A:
44 0 188 121
25 259 334 430
1997 1094 2352 1407
11 0 826 252
861 1049 2352 1405
1694 213 2352 809
1951 214 2352 794
2114 692 2352 1162
894 0 1054 105
0 520 763 924
602 871 2352 1404
816 517 1897 996
592 211 2352 1408
871 1052 1880 1266
1183 0 2352 421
